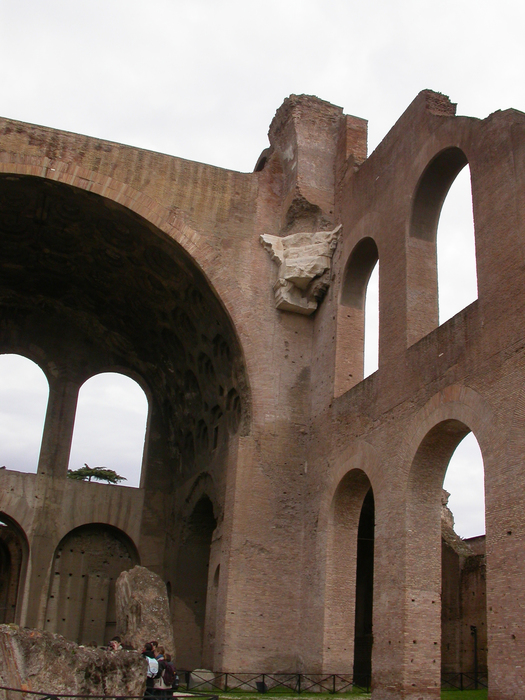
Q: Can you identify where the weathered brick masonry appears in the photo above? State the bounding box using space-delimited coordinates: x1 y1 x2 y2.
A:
0 90 524 699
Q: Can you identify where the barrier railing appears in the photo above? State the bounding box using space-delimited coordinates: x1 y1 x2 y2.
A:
441 672 488 691
179 671 369 694
182 670 489 694
1 673 489 698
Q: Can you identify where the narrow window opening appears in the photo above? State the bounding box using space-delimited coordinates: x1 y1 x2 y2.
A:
336 238 379 395
68 372 148 488
0 354 49 474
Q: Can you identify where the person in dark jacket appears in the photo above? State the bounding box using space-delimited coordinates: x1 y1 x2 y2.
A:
162 654 178 697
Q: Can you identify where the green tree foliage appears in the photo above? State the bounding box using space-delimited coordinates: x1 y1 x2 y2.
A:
67 463 127 484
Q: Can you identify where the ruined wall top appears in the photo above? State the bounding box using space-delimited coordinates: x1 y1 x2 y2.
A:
268 94 345 143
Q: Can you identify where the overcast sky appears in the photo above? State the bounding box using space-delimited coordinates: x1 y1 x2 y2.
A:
1 0 522 537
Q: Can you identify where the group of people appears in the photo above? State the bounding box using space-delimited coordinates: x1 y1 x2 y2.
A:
142 640 179 698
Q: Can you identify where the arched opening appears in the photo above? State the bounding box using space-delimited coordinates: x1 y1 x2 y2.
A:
437 166 477 325
0 354 48 474
443 433 485 539
0 173 248 488
353 488 375 687
406 421 487 693
203 563 221 666
173 495 217 669
336 238 379 395
44 523 139 646
364 263 379 378
441 432 486 686
0 513 29 624
0 173 249 660
68 372 149 488
324 469 374 682
408 148 477 345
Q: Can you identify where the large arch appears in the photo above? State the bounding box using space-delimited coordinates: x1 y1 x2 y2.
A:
44 523 139 645
0 157 247 330
0 169 251 651
0 172 250 487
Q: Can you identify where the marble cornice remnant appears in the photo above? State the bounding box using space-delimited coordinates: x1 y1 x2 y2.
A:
260 224 341 315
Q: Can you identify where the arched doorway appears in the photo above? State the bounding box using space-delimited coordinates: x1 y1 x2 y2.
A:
353 488 374 687
441 433 486 685
173 495 217 669
0 514 29 624
324 469 374 686
44 524 139 645
406 419 487 693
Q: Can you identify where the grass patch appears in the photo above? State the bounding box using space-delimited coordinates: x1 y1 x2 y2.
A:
215 694 369 700
441 691 487 700
211 690 488 700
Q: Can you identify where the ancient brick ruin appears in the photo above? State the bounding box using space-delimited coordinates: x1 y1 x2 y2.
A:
0 90 523 699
